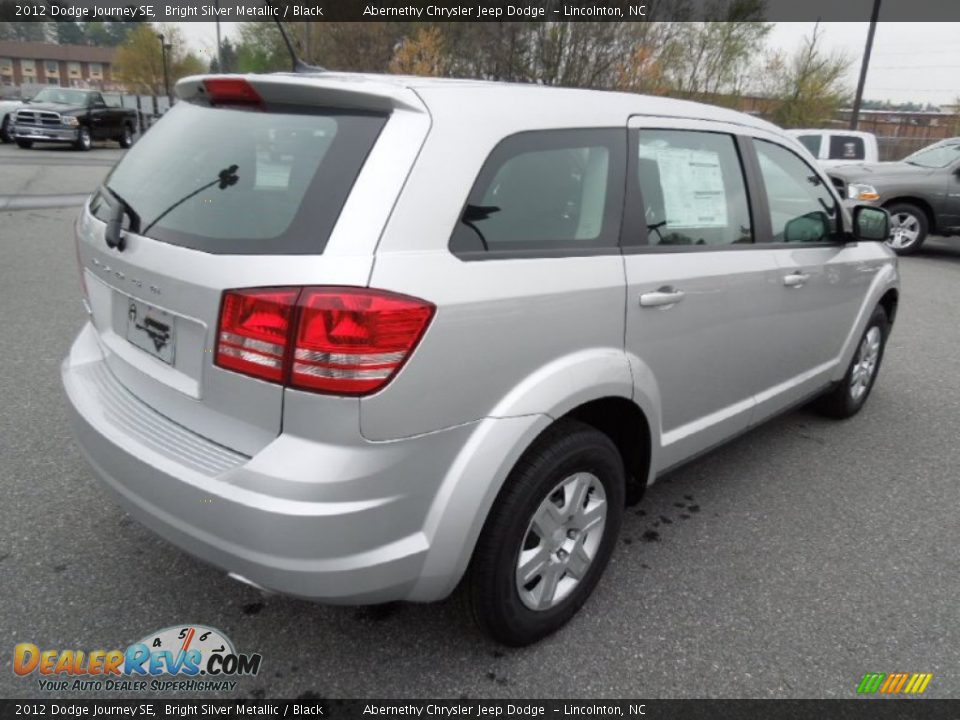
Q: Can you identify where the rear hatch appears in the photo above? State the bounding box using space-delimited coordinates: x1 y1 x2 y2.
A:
76 74 430 454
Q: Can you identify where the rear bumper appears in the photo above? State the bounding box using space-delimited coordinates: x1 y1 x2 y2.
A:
14 125 78 143
62 322 496 603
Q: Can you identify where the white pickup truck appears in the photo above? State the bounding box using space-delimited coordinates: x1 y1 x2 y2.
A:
787 129 879 167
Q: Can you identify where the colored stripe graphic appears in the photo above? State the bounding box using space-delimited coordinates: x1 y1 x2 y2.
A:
882 673 910 694
905 673 933 694
858 672 932 695
857 673 886 694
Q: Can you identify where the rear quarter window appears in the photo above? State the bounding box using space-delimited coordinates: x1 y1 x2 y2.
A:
449 129 625 257
796 134 823 156
92 101 387 255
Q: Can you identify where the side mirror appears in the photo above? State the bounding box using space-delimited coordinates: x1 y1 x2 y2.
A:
852 205 890 242
784 211 830 243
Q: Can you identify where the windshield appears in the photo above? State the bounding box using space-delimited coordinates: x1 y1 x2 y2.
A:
90 101 387 255
30 88 92 105
904 142 960 168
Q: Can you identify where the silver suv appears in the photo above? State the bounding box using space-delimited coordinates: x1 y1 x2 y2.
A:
63 73 899 646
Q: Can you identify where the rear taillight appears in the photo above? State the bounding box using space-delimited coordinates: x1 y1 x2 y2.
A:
292 288 435 395
215 289 299 383
214 287 434 396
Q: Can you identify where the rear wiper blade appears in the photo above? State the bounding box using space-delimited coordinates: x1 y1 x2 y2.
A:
141 164 240 236
99 184 141 251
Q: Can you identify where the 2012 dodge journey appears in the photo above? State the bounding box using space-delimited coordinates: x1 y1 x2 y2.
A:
62 72 899 646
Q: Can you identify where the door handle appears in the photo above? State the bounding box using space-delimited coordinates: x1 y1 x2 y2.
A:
782 272 810 288
639 287 685 308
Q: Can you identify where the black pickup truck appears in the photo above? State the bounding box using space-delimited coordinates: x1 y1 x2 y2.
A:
12 87 138 151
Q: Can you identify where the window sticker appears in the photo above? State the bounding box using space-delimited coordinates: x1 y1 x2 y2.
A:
639 144 728 228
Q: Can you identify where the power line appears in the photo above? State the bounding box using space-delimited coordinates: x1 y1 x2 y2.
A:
873 64 960 69
872 50 960 56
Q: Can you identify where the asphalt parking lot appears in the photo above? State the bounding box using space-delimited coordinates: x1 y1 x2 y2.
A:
1 140 959 700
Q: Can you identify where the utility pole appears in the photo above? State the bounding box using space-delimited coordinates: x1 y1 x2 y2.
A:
215 0 223 72
157 33 172 106
850 0 882 130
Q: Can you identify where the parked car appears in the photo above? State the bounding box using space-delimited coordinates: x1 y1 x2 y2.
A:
787 129 880 167
12 87 137 151
828 137 960 255
62 74 899 646
0 97 24 143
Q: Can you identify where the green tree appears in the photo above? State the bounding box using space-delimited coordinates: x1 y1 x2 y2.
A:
51 21 137 47
219 38 238 73
56 21 87 45
234 22 287 73
761 23 851 128
113 24 204 96
104 21 139 46
0 20 50 41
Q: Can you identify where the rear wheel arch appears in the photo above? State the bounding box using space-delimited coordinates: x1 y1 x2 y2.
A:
563 397 651 505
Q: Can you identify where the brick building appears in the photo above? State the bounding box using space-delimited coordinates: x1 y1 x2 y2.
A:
0 41 118 90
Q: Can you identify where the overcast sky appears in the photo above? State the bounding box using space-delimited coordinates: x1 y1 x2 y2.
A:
179 21 960 105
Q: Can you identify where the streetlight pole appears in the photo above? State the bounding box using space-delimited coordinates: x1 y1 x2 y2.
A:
156 33 171 105
215 0 223 71
850 0 882 131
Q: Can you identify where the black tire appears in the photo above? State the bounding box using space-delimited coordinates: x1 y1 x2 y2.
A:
118 125 134 149
814 305 889 419
15 139 32 149
884 202 928 256
466 418 625 646
0 116 11 143
74 127 91 152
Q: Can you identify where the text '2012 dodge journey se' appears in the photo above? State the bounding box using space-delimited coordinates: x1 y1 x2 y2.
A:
62 73 899 646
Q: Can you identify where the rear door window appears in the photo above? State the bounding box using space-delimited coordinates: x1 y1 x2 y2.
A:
91 101 387 254
828 135 865 161
636 129 753 247
449 129 625 256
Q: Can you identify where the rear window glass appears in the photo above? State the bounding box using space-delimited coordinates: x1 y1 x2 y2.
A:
91 101 387 254
828 135 865 160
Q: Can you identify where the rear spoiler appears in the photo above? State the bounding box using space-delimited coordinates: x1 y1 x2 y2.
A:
176 74 427 115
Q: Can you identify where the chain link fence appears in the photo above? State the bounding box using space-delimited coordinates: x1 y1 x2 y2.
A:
876 136 941 162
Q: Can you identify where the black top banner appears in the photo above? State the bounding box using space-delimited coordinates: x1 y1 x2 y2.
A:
3 700 960 720
1 0 959 22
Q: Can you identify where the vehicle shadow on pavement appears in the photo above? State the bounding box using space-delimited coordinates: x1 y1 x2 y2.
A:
917 238 960 263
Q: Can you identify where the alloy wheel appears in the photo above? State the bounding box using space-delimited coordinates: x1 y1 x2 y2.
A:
888 212 920 250
850 326 881 402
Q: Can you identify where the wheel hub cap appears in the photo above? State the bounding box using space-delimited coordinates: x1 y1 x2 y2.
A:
515 472 607 611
